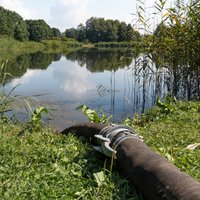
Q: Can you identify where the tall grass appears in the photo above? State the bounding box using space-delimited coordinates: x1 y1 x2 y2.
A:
0 36 45 63
42 38 83 50
0 36 83 64
0 62 50 135
132 0 200 100
94 41 138 48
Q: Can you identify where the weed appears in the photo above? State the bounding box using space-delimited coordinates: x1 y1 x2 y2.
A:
77 105 112 124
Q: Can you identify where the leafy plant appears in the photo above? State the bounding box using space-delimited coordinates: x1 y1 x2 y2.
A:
156 96 173 114
77 104 112 124
0 61 15 131
25 106 49 132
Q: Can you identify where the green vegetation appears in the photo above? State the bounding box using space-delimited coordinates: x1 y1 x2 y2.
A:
0 129 142 200
0 36 82 64
134 101 200 181
26 19 53 42
133 0 200 99
0 36 44 62
94 41 138 48
0 6 29 41
1 96 199 199
42 38 82 50
65 17 140 43
80 100 200 182
0 6 62 42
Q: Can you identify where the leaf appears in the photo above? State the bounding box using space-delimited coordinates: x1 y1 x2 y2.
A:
93 171 105 187
32 106 48 121
156 97 173 114
76 105 100 122
186 143 200 150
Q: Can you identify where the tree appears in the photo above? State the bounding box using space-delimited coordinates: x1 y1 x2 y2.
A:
26 19 52 42
51 27 61 38
85 17 104 43
76 23 86 42
105 19 119 42
118 22 128 41
0 6 29 41
126 24 134 41
64 28 78 40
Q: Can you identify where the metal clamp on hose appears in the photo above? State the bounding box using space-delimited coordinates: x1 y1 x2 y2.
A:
93 125 142 158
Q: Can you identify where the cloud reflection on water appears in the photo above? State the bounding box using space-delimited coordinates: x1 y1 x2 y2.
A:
53 60 95 95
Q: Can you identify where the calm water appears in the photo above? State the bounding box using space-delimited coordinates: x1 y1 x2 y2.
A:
3 48 198 130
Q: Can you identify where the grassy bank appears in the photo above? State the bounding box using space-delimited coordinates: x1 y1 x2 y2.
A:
126 101 200 181
0 127 140 200
0 36 83 63
0 36 44 61
0 101 199 199
94 41 138 48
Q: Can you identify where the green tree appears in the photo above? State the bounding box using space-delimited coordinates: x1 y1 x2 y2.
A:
64 28 78 40
0 6 29 41
51 27 61 38
26 19 52 42
105 19 119 42
118 22 128 41
86 17 104 43
76 23 86 42
126 24 134 41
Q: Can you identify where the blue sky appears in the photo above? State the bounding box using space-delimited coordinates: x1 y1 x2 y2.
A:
0 0 177 32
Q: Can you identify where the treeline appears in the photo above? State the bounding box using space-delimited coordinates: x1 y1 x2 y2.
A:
0 6 61 42
0 6 140 44
65 17 140 43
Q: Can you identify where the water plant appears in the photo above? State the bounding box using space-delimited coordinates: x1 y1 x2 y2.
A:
0 62 49 134
77 104 112 124
133 0 200 100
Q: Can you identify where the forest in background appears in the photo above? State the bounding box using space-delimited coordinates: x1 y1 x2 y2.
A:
0 6 140 43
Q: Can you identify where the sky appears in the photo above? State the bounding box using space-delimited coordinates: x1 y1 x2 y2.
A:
0 0 178 32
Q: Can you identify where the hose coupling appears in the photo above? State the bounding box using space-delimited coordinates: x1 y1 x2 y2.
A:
93 125 142 158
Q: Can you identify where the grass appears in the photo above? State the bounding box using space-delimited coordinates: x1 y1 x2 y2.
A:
94 42 138 48
0 126 141 200
0 98 199 199
42 38 82 50
127 101 200 181
0 36 45 63
0 36 83 64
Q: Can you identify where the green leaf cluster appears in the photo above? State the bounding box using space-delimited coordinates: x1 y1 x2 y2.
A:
26 20 53 42
77 105 112 124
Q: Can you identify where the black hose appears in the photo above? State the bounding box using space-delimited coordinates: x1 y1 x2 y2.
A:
61 122 200 200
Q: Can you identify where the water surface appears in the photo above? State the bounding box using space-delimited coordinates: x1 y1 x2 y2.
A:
3 48 198 129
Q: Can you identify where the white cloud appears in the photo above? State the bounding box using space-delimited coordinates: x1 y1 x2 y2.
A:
53 60 95 95
11 69 41 87
0 0 36 19
60 0 92 6
49 0 94 31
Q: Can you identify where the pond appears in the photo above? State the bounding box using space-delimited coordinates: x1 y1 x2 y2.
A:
2 48 199 130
